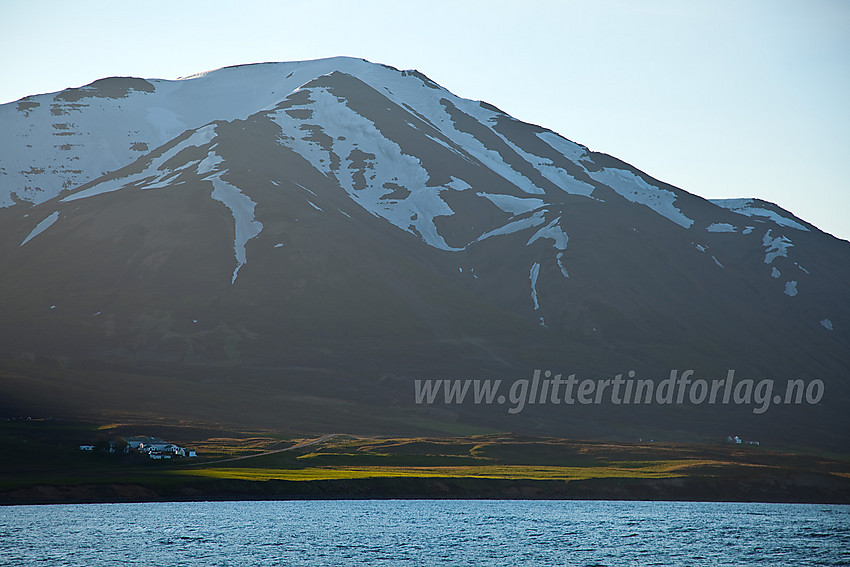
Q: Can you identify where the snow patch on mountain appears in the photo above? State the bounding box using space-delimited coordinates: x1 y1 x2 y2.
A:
784 281 798 297
529 262 541 310
771 267 781 279
712 199 808 231
477 193 545 215
476 210 546 243
294 182 318 197
821 318 834 331
588 168 694 228
209 172 263 283
707 222 736 233
444 177 472 192
20 211 59 246
556 252 570 279
763 230 793 264
527 217 568 250
197 147 224 174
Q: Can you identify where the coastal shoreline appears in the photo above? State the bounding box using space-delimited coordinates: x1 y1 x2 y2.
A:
3 474 849 506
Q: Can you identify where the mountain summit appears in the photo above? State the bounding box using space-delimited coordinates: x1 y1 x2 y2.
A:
1 57 847 446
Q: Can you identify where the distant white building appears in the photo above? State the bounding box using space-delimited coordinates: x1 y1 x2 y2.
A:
143 442 175 453
124 436 164 450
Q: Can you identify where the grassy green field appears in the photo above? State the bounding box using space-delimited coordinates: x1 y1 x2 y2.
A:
175 461 701 482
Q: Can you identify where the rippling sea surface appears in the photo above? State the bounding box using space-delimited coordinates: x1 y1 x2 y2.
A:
1 500 848 566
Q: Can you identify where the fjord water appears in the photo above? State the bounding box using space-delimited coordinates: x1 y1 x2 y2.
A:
1 500 847 566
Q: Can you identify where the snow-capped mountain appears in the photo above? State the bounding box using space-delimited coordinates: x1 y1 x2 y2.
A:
0 57 847 445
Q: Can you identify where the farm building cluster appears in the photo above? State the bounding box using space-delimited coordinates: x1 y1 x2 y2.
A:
79 436 197 459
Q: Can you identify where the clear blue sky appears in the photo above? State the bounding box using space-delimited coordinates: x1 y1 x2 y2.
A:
2 0 847 240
